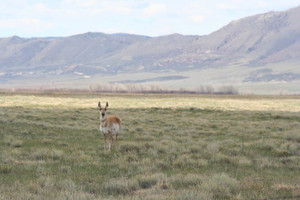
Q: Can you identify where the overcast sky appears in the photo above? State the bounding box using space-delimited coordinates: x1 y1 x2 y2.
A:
0 0 299 38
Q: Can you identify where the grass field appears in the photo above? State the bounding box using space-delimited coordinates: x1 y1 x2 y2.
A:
0 93 300 199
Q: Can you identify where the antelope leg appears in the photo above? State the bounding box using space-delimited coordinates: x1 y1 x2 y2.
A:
109 134 114 151
103 134 106 151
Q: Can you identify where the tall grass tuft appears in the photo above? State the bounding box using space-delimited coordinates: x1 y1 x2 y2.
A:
202 173 239 199
101 178 139 195
32 149 64 161
137 173 166 189
120 143 141 153
173 190 213 200
170 174 204 189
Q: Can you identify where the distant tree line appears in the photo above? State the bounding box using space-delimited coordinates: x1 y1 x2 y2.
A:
1 83 239 95
88 83 239 95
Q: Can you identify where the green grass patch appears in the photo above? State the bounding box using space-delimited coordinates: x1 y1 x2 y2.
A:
0 93 299 199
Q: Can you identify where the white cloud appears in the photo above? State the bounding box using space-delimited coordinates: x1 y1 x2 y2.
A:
92 2 132 14
32 3 60 13
184 2 211 14
217 3 237 10
0 19 16 29
101 28 121 34
63 0 133 17
64 0 97 7
190 15 205 23
0 18 53 30
143 3 166 16
258 1 269 8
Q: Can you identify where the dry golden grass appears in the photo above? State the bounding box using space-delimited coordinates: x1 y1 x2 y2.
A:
1 93 300 112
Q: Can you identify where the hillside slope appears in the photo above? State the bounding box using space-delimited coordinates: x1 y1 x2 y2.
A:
0 6 300 93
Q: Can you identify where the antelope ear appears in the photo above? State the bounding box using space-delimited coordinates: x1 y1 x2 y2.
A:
98 102 101 108
105 102 109 108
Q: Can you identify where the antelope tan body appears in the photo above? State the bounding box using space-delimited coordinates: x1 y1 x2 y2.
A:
98 102 121 150
100 116 121 136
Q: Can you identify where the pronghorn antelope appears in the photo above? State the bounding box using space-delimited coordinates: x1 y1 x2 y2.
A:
98 102 121 150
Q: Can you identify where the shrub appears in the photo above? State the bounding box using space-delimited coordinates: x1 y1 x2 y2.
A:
285 131 300 143
137 173 165 189
120 143 141 153
101 178 139 195
10 140 23 148
32 149 64 161
218 85 239 95
170 174 204 189
206 143 219 155
256 157 276 169
173 190 213 200
174 155 208 169
238 157 253 167
0 164 13 174
202 173 239 198
156 161 169 170
4 136 23 148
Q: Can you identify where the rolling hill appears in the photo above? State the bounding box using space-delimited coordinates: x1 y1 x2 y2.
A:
0 6 300 94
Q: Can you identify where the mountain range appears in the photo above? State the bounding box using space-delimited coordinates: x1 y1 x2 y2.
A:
1 6 300 94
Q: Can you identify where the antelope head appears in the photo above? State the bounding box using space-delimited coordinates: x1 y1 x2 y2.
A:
98 102 108 119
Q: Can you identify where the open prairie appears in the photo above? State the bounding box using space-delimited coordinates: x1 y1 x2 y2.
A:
0 93 300 199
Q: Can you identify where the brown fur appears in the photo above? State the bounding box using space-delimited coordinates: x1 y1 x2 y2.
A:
107 116 121 127
98 101 121 150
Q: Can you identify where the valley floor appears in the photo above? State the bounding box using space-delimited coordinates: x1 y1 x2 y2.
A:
0 93 299 199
